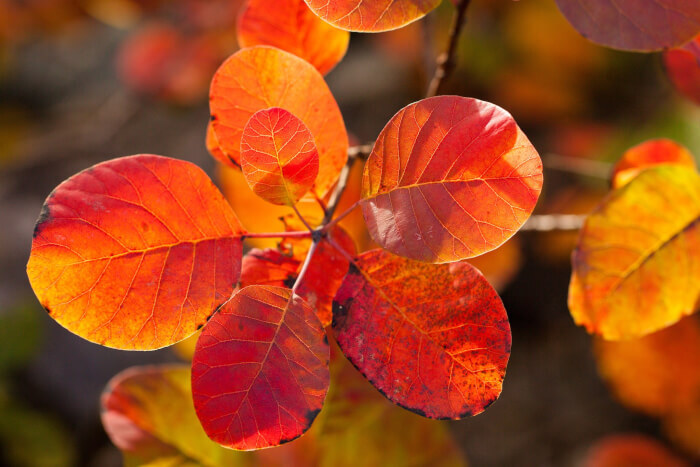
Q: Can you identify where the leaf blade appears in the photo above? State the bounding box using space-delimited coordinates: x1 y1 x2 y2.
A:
303 0 441 32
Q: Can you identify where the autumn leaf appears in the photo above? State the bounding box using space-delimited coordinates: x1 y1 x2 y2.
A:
582 434 690 467
240 108 320 206
101 365 254 466
664 35 700 106
237 0 349 75
206 121 233 168
26 155 243 350
361 95 542 263
191 286 329 450
664 404 700 460
303 0 441 32
554 0 700 52
209 46 348 198
240 249 300 289
333 249 511 419
611 139 696 189
570 165 700 340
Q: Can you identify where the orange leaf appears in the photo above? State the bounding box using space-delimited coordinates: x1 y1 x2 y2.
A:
611 139 696 189
664 35 700 106
26 155 243 350
570 165 700 340
206 121 233 168
361 96 542 263
240 248 299 289
555 0 700 51
237 0 349 75
333 249 511 419
240 107 320 206
192 286 329 450
583 434 690 467
303 0 441 32
209 46 348 197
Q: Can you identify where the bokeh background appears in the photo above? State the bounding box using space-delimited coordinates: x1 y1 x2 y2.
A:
1 0 699 465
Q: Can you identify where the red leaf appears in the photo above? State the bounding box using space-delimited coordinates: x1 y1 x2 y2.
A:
361 96 542 263
209 46 348 197
664 35 700 105
237 0 349 75
303 0 441 32
240 108 320 206
333 249 511 419
240 249 300 289
611 138 696 189
191 286 330 450
26 155 243 350
555 0 700 51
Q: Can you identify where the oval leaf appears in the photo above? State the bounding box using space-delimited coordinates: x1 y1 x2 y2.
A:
101 365 253 466
192 285 330 450
554 0 700 51
303 0 441 32
570 165 700 340
361 95 542 263
237 0 349 75
611 139 696 189
333 249 511 419
664 35 700 105
207 121 234 168
210 46 348 197
241 248 300 289
26 155 244 350
241 108 320 206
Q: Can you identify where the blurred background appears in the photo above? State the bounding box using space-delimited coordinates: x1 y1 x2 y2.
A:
1 0 699 465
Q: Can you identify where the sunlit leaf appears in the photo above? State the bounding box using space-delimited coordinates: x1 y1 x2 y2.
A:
333 249 511 419
241 108 320 206
570 165 700 340
240 248 299 289
237 0 349 75
583 434 690 467
554 0 700 51
664 35 700 106
303 0 440 32
361 95 542 263
27 155 244 350
101 365 253 466
206 121 233 168
192 286 329 450
209 46 348 197
611 139 696 189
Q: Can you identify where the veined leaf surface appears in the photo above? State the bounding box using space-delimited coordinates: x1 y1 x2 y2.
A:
27 155 243 350
361 96 542 263
303 0 441 32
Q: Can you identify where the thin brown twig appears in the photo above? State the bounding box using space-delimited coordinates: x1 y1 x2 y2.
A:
322 151 360 225
293 240 320 293
426 0 472 98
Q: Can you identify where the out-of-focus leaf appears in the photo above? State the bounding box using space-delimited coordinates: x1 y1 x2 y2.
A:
582 434 689 467
570 165 700 340
101 365 254 466
240 108 319 206
611 139 696 189
303 0 440 32
27 155 244 350
664 404 700 460
209 46 347 198
333 249 511 419
361 95 542 263
555 0 700 51
664 35 700 106
237 0 349 75
192 286 329 450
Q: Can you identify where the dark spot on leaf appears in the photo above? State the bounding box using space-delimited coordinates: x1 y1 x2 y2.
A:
33 198 53 238
210 114 217 121
332 298 351 329
304 408 321 424
197 323 204 330
283 274 296 288
323 333 329 345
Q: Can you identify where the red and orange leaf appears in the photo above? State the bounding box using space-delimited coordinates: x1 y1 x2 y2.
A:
207 121 234 168
101 365 253 466
240 108 320 206
237 0 349 75
303 0 441 32
361 96 542 263
583 434 690 467
611 138 696 189
569 165 700 340
191 286 329 450
240 248 300 289
209 46 348 198
664 35 700 105
594 315 700 417
26 155 243 350
554 0 700 52
333 249 511 419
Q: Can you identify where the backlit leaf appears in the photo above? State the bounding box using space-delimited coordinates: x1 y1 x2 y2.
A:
554 0 700 51
664 35 700 105
241 108 320 206
303 0 441 32
583 434 690 467
101 365 253 466
206 121 233 168
27 155 244 350
192 286 329 450
209 46 348 197
611 139 696 189
237 0 349 75
240 249 299 289
361 96 542 263
333 249 511 419
570 165 700 340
